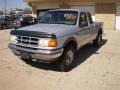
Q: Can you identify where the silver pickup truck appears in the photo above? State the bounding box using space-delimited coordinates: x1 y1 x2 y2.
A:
8 9 103 71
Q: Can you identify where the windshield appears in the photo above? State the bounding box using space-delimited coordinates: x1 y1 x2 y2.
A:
39 11 78 25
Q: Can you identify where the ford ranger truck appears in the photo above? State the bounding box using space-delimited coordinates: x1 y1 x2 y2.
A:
8 9 103 71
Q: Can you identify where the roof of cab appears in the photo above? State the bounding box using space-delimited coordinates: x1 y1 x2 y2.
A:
49 9 82 12
49 9 91 13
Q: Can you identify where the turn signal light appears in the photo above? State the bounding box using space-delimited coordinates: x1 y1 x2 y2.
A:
48 39 57 47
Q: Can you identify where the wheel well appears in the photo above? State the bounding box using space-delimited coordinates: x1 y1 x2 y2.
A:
64 41 77 51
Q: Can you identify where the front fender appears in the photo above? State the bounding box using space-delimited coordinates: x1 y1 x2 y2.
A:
63 37 78 50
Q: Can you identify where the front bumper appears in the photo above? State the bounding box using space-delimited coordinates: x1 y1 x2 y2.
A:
8 43 63 62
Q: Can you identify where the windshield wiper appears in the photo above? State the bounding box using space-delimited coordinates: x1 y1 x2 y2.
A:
39 21 50 24
50 21 70 25
40 21 70 25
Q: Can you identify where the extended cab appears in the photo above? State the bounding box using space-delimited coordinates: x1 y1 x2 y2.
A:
8 9 103 71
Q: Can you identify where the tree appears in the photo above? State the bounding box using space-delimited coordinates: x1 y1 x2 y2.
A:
28 3 32 7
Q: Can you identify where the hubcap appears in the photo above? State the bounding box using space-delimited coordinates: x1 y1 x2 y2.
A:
66 50 74 65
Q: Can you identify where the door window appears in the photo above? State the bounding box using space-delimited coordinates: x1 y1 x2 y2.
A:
79 12 88 27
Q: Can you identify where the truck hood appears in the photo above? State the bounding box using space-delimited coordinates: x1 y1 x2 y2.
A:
17 23 77 37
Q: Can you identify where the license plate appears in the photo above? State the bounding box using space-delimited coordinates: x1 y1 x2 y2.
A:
21 52 30 59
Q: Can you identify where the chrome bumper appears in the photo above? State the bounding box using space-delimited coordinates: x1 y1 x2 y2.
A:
8 43 63 62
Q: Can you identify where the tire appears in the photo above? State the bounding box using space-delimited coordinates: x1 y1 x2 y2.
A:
93 34 102 47
58 45 76 72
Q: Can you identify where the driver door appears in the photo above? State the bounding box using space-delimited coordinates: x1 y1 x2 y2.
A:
77 12 91 47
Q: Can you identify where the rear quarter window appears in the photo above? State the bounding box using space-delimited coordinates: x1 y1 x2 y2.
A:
87 12 93 24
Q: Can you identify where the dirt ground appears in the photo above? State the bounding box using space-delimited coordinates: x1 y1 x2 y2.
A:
0 29 120 90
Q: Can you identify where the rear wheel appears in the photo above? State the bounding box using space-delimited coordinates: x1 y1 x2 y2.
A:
58 45 76 72
93 34 102 47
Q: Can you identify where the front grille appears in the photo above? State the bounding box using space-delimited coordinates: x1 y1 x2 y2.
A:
16 36 39 47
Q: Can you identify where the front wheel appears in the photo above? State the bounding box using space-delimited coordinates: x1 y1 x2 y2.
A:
93 34 102 47
58 45 76 72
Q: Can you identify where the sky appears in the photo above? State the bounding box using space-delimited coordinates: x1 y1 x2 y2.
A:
0 0 29 10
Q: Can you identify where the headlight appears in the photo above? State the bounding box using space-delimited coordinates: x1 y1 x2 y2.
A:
38 39 57 47
10 35 17 43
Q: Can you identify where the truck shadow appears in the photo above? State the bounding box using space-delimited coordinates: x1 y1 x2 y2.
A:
71 39 107 71
23 39 107 72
